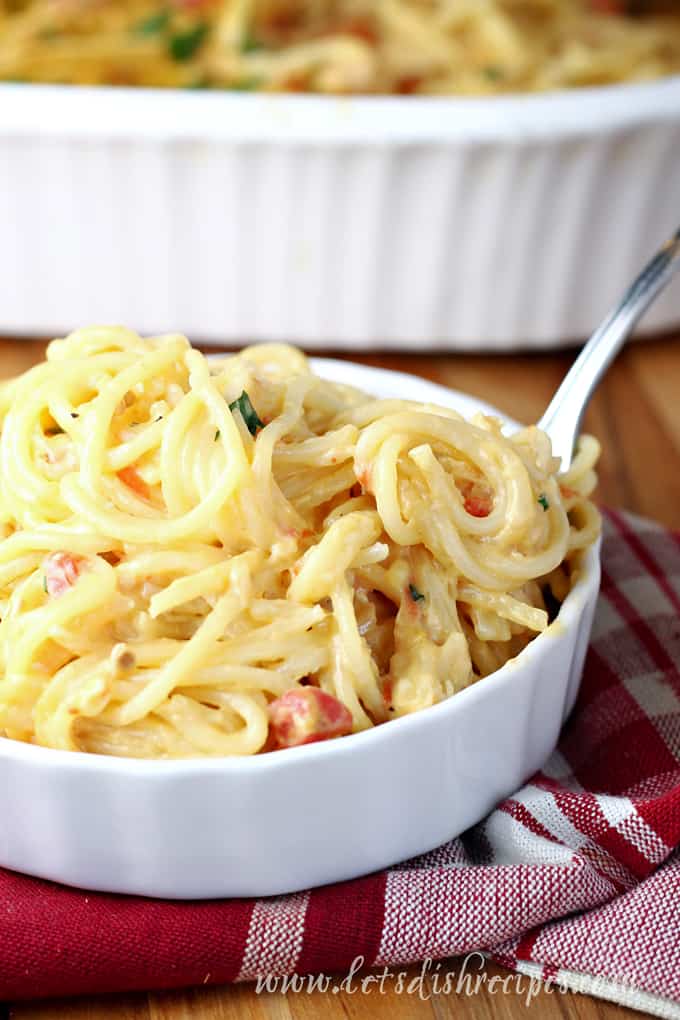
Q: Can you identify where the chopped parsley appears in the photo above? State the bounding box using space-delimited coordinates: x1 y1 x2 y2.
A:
229 391 264 437
227 77 262 91
538 493 550 511
214 429 220 441
483 66 504 81
240 31 263 53
408 583 425 603
42 575 48 594
169 23 209 62
133 10 170 36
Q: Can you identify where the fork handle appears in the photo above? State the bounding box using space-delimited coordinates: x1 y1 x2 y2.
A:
539 226 680 471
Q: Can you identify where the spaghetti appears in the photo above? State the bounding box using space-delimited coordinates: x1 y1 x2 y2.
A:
0 328 600 757
1 1 679 94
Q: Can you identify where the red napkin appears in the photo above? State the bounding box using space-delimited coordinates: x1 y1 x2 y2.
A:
1 509 679 1014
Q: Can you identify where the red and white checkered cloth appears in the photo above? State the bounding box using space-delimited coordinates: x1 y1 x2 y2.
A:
1 509 679 1014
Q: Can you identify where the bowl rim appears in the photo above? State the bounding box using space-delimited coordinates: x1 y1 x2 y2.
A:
0 76 679 144
0 358 601 775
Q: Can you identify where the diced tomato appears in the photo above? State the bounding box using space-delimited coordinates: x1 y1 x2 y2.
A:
268 687 353 749
118 466 151 501
397 76 423 95
262 8 304 34
465 495 491 517
43 552 85 598
283 527 314 540
282 73 310 93
459 479 492 518
560 485 578 500
339 16 378 46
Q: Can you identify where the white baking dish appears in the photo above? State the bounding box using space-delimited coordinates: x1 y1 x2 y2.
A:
1 79 680 350
0 361 600 898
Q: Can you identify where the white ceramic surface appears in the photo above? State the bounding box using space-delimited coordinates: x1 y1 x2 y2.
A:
0 362 601 899
0 79 679 349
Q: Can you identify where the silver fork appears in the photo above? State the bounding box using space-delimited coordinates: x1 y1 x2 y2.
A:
539 226 680 471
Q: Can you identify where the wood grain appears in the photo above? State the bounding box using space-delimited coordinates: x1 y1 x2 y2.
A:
2 331 680 1020
8 961 637 1020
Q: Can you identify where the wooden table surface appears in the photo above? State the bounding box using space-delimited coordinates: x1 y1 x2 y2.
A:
2 331 680 1020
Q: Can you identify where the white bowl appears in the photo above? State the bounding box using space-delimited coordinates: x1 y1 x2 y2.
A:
0 79 679 349
0 361 600 898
